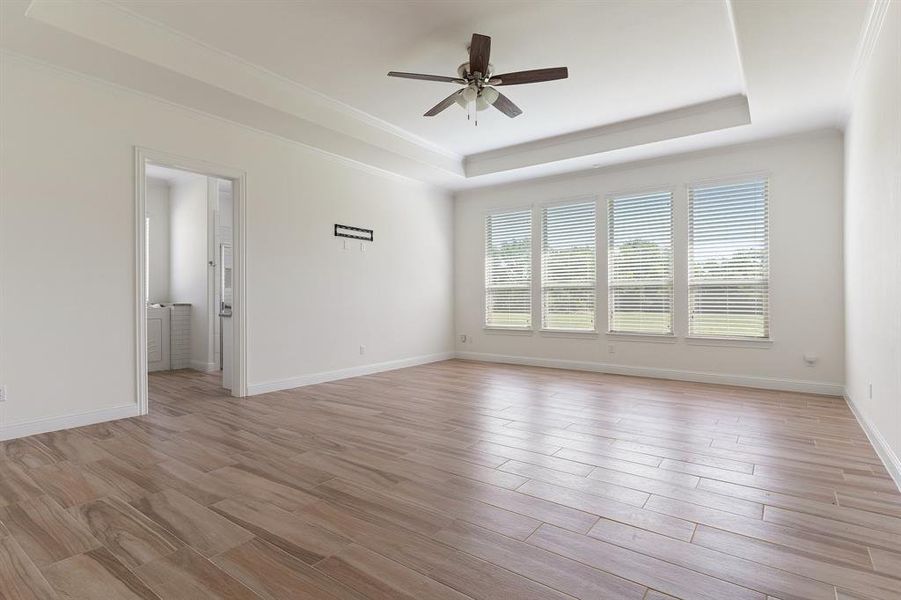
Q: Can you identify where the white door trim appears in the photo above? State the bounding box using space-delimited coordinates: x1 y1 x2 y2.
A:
134 146 248 414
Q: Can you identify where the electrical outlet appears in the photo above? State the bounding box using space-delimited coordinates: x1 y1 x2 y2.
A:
359 345 366 355
460 334 468 343
608 344 616 355
0 384 6 403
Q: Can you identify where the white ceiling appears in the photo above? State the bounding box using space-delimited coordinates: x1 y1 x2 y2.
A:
110 0 745 157
1 0 876 189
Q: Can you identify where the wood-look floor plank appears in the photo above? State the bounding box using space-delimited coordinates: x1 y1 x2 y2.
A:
519 480 696 541
211 498 352 565
130 489 253 558
0 535 58 600
501 460 651 506
436 475 600 534
587 518 836 600
838 492 901 517
0 439 58 470
205 465 320 512
868 547 901 576
691 525 901 600
134 546 259 600
214 538 368 600
554 448 702 487
30 430 114 465
138 459 229 506
389 478 542 540
42 547 161 600
25 461 113 509
312 478 455 537
527 523 765 600
701 479 901 533
68 496 183 568
80 458 163 503
434 519 647 600
0 495 99 569
296 500 574 600
467 441 595 476
645 494 874 568
0 462 44 507
315 543 474 600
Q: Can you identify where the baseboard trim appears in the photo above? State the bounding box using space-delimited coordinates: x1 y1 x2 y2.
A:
247 351 455 396
0 404 141 441
455 351 844 396
844 391 901 493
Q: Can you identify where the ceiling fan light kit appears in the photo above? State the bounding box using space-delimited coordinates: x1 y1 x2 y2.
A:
387 33 568 124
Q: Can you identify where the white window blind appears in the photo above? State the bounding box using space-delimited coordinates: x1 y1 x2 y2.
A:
541 201 597 331
485 209 532 328
607 191 673 334
688 179 769 339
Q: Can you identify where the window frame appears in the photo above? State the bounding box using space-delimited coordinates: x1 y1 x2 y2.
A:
605 187 676 337
538 196 599 334
482 205 535 331
685 173 772 342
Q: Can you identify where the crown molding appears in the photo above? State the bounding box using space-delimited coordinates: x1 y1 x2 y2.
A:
24 0 463 171
455 127 840 197
464 95 751 177
1 49 455 191
845 0 893 117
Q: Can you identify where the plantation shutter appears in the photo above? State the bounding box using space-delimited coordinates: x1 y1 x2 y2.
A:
688 179 769 339
607 191 673 334
485 209 532 328
541 201 597 331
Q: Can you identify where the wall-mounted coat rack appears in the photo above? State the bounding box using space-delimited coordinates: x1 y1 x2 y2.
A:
334 224 373 241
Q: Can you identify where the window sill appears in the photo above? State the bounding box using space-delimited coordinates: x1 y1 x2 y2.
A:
540 329 599 339
483 327 534 336
605 332 678 343
686 336 773 348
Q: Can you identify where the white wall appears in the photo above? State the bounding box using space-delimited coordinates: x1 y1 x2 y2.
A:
0 54 454 435
145 178 170 304
843 1 901 482
455 131 845 394
168 173 210 371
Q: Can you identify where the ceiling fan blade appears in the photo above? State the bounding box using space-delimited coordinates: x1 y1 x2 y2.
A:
388 71 466 84
492 67 569 86
492 92 522 118
424 90 462 117
469 33 491 77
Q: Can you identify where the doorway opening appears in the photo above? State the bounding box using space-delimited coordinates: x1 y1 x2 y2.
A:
135 148 246 415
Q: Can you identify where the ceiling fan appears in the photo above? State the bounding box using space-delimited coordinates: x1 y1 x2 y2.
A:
387 33 568 122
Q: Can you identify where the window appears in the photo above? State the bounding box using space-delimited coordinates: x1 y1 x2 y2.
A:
485 209 532 328
688 179 769 339
607 191 673 334
541 201 596 331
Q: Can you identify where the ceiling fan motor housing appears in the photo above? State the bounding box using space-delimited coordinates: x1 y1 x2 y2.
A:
457 62 494 82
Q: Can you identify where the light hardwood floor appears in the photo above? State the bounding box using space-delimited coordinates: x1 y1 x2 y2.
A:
2 360 900 600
